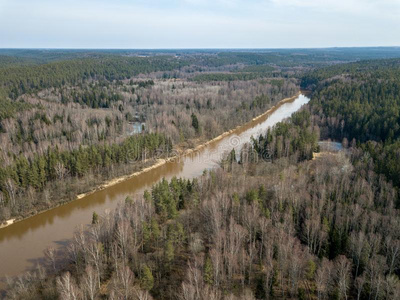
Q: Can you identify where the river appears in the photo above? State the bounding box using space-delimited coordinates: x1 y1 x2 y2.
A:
0 93 310 280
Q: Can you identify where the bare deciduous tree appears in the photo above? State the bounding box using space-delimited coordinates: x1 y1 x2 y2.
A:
57 272 81 300
82 265 98 300
335 255 351 300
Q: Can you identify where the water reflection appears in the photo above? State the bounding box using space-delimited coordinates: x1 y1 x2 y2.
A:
0 94 309 279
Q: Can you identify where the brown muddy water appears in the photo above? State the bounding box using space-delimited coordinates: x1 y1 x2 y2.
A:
0 94 309 281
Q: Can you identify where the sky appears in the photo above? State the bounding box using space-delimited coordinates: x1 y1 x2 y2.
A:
0 0 400 48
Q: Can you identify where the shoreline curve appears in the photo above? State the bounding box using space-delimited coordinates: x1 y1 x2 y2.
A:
0 91 301 230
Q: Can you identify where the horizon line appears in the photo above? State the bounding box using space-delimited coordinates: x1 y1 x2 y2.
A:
1 46 400 51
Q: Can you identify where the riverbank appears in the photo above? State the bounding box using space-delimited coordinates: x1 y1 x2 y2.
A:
62 90 300 208
0 92 301 230
0 219 15 229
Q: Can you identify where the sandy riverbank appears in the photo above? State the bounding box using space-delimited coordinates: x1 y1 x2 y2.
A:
76 91 301 201
0 92 301 230
0 219 15 229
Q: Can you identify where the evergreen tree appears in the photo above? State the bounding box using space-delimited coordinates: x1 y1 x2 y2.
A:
140 265 154 291
150 218 161 240
203 256 214 285
191 113 199 133
164 240 175 265
92 212 99 224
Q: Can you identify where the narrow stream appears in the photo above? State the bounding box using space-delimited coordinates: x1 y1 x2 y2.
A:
0 94 310 280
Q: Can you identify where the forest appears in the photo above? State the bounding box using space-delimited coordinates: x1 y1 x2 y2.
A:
5 83 400 299
302 58 400 189
2 50 400 299
0 50 300 222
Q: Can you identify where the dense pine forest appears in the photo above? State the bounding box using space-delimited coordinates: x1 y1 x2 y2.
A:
2 49 400 299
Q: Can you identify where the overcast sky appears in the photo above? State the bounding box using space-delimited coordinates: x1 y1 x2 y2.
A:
0 0 399 48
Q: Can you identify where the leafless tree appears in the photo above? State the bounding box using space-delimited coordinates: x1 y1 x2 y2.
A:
44 246 57 272
384 236 400 275
335 255 351 300
87 241 103 288
384 274 400 300
315 258 333 300
55 161 69 180
5 179 16 208
82 265 98 300
355 274 366 300
115 220 131 264
134 289 154 300
366 255 387 300
349 231 368 278
114 264 135 300
57 272 81 300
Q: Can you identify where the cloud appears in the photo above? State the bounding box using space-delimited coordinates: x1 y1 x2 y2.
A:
270 0 400 18
0 0 399 48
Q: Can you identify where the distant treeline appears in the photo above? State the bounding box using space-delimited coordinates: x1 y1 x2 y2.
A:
192 73 285 82
0 56 185 101
192 73 268 82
